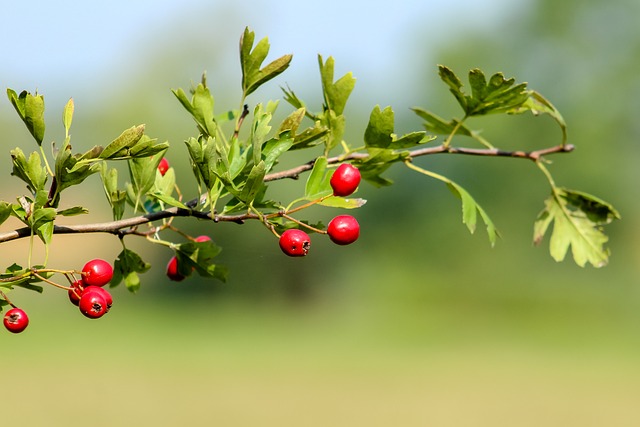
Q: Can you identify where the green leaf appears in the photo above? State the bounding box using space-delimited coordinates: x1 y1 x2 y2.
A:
176 239 227 282
319 197 367 209
7 89 46 145
446 181 499 246
127 153 166 210
365 106 431 149
533 188 620 267
57 206 89 216
278 108 306 136
53 140 102 205
240 27 292 97
355 148 409 187
262 136 293 172
111 248 151 292
365 106 394 148
305 156 330 199
0 201 12 226
240 161 266 204
100 125 146 159
62 97 74 135
318 55 355 116
150 193 188 209
438 65 530 117
11 148 48 194
411 108 474 137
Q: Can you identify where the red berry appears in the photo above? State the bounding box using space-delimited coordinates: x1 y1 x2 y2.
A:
68 280 85 306
79 291 108 319
330 164 361 197
3 307 29 333
279 229 311 257
166 256 185 281
327 215 360 245
82 259 113 287
158 157 170 176
194 235 212 243
84 286 113 312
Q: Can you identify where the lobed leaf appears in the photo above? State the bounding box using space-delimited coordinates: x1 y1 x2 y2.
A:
534 188 620 267
7 89 46 145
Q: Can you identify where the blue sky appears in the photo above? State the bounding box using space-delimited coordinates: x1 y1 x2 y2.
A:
1 1 520 82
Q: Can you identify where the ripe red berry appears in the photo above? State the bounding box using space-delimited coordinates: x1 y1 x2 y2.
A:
330 163 361 197
158 157 170 176
327 215 360 245
194 235 212 243
279 229 311 257
84 286 113 312
3 307 29 333
82 259 113 287
79 291 108 319
166 256 185 281
68 280 85 306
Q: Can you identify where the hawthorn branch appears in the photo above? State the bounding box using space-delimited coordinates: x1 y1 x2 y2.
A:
0 142 574 243
263 142 575 182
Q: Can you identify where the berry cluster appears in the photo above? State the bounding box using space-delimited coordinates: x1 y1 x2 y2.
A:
279 163 362 257
2 258 114 334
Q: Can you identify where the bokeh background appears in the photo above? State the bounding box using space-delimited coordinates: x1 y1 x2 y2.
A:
2 0 639 425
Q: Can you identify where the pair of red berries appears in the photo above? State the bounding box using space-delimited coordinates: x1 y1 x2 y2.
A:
166 235 212 281
279 163 362 257
69 258 114 319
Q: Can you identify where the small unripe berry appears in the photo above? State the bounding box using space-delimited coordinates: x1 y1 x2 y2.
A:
166 256 185 281
327 215 360 245
279 229 311 257
194 235 212 243
82 259 113 287
330 164 361 197
3 307 29 333
79 291 108 319
158 157 170 176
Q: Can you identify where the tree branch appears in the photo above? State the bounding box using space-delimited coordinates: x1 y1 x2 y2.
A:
0 142 574 243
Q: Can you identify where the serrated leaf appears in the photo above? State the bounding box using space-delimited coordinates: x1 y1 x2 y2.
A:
438 65 530 117
318 55 355 116
278 107 306 136
355 148 409 187
240 27 292 97
534 188 620 267
281 85 306 110
365 105 394 148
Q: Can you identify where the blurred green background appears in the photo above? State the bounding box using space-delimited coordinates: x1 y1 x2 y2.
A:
2 0 639 425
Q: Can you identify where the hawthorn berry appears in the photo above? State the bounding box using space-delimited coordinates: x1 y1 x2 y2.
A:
166 256 185 281
194 235 212 243
3 307 29 333
158 157 170 176
330 163 361 197
82 259 113 287
79 291 108 319
327 215 360 245
279 229 311 257
68 280 85 306
83 286 113 312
